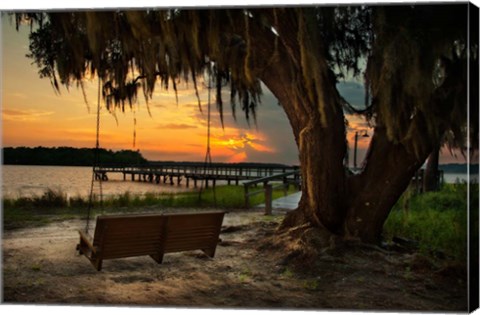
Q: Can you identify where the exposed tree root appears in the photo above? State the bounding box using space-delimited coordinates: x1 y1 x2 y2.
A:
261 220 419 276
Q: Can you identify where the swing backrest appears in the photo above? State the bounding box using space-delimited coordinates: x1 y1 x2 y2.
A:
79 211 226 270
163 211 225 256
92 213 167 260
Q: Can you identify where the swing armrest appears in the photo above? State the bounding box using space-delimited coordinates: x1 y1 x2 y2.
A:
78 230 97 254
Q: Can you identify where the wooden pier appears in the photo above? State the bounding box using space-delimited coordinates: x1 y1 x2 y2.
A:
93 161 443 210
94 161 300 189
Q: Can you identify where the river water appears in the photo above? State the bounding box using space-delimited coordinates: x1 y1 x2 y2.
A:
1 165 193 199
1 165 477 199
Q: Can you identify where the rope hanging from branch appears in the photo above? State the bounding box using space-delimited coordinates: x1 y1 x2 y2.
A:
198 67 217 205
85 76 103 233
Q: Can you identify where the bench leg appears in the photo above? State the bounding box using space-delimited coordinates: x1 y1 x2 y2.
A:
77 238 89 256
77 239 102 271
150 253 164 264
76 243 83 255
202 247 216 258
93 259 103 271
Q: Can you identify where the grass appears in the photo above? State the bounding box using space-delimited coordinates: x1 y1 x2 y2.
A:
3 184 298 230
303 279 321 291
383 182 478 261
4 181 476 264
238 266 253 283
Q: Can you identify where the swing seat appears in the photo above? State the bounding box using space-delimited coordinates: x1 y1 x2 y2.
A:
77 211 225 271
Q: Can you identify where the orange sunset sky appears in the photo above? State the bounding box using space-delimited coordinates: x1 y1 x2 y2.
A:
0 14 467 166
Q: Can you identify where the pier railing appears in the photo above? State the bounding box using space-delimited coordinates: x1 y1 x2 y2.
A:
243 170 301 213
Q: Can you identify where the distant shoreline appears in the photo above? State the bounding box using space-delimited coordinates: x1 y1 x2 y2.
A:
2 146 478 173
3 162 478 174
2 146 147 167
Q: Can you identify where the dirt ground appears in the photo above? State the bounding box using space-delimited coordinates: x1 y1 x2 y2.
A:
2 208 468 311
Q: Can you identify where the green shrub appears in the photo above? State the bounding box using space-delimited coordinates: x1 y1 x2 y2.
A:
69 195 89 208
2 184 299 230
9 189 70 209
38 188 68 208
115 191 132 207
384 183 474 261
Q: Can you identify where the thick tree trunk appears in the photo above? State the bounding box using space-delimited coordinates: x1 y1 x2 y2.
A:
261 56 431 243
253 14 349 235
343 127 430 243
254 15 415 244
252 9 435 245
290 106 348 233
262 74 348 234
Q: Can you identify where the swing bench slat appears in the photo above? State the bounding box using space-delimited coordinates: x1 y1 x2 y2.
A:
77 211 225 271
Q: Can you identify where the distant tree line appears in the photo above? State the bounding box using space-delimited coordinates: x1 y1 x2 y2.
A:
2 146 147 166
439 163 479 174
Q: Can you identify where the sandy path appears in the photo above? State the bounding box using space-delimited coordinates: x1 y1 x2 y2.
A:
2 209 468 311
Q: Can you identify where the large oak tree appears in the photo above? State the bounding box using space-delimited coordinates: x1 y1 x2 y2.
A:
16 4 479 244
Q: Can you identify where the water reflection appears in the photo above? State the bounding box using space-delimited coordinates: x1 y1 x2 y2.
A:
2 165 194 199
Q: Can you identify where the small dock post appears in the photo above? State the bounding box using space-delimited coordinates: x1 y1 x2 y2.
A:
264 184 272 215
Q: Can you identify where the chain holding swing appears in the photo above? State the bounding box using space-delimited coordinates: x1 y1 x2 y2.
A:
198 65 217 205
85 76 104 234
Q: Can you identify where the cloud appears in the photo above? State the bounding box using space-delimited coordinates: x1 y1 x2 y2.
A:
186 143 203 148
228 151 248 163
61 129 115 141
64 114 95 122
141 149 204 162
9 92 28 99
178 80 374 165
151 81 208 101
2 108 54 121
157 123 198 130
180 86 300 165
337 81 367 110
346 116 372 132
151 103 167 109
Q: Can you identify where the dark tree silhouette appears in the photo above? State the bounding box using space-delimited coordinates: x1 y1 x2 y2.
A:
2 146 147 166
15 4 479 244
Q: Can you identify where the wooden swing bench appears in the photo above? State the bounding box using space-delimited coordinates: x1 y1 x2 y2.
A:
77 211 225 271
